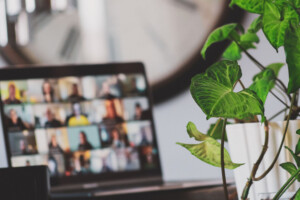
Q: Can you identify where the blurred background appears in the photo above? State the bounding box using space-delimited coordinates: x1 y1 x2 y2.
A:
0 0 290 182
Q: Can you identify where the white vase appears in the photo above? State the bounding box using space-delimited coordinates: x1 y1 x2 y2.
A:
226 120 300 200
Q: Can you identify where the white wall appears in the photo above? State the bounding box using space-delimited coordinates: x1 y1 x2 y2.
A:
0 12 294 182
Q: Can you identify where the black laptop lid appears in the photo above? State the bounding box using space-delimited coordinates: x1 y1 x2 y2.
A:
0 63 162 187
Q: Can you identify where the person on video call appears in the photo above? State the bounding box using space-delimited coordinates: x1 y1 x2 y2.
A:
49 135 64 154
4 83 22 104
110 128 129 148
67 83 85 102
102 99 124 124
45 108 62 128
66 103 90 126
42 81 55 103
78 131 93 151
7 109 27 131
99 82 116 99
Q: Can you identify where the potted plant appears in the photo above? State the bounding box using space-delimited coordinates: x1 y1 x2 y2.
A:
177 0 300 199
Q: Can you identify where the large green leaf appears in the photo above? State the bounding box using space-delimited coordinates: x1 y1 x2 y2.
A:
284 24 300 94
190 60 264 120
249 69 276 104
280 162 300 182
201 24 238 59
295 189 300 200
177 122 243 169
207 119 229 141
262 1 298 50
230 0 263 13
285 146 300 167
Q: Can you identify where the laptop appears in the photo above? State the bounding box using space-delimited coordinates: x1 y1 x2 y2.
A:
0 63 224 199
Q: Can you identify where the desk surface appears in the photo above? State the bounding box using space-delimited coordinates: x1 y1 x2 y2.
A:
51 184 238 200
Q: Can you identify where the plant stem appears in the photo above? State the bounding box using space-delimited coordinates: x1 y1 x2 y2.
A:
253 93 296 181
269 108 288 121
273 168 300 200
238 80 246 90
241 120 269 200
221 118 229 200
270 90 289 108
235 41 290 99
210 118 222 137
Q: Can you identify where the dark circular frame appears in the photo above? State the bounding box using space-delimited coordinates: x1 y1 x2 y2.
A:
0 1 245 104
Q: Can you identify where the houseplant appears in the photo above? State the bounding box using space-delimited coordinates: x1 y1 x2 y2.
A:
177 0 300 199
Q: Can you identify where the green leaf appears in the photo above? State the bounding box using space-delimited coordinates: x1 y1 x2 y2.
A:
230 0 263 13
222 42 242 60
280 162 300 182
241 32 259 43
186 121 208 141
284 24 300 94
207 119 229 141
285 146 300 167
296 138 300 155
177 142 243 169
248 16 263 33
222 17 261 61
295 189 300 200
190 60 264 120
297 129 300 135
201 24 238 59
177 122 243 169
249 69 276 104
265 63 285 76
262 1 298 50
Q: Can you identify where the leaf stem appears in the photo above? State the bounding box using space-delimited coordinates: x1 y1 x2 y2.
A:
221 118 229 200
241 120 269 200
273 168 300 200
238 80 246 90
268 108 288 121
253 93 296 181
234 41 290 100
210 118 222 137
270 90 289 108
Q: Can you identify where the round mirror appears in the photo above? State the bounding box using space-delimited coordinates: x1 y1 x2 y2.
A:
0 0 243 103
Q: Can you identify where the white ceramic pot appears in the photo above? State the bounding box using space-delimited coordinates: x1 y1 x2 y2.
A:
226 120 300 200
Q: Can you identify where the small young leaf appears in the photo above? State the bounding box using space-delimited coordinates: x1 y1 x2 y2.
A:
177 140 243 169
249 69 276 104
262 1 298 50
284 24 300 94
222 17 260 61
248 16 263 33
280 162 300 182
190 60 264 120
186 122 208 141
201 24 238 59
285 146 300 167
265 63 285 76
207 119 229 141
222 42 242 60
230 0 263 14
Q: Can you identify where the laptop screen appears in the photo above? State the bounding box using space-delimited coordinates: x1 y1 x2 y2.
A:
0 63 162 186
